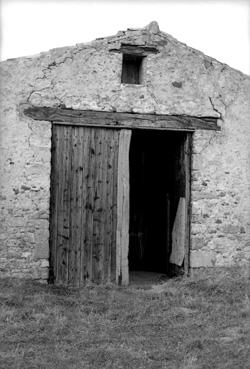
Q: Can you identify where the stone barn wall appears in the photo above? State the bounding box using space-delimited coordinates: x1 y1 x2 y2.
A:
0 23 249 280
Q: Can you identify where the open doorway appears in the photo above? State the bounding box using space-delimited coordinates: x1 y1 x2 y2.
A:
128 129 190 280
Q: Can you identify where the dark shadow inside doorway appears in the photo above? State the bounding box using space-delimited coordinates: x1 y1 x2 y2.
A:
128 129 187 278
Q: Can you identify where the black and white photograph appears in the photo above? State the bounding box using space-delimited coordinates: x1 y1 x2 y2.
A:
0 0 249 368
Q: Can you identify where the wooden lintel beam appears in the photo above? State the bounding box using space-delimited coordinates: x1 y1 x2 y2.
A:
22 105 220 131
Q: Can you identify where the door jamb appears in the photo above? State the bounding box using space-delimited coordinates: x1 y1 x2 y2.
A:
184 132 192 275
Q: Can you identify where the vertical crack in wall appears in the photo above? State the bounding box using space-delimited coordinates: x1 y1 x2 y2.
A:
26 47 91 106
209 97 223 120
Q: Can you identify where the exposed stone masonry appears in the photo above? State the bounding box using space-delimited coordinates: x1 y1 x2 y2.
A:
0 22 249 280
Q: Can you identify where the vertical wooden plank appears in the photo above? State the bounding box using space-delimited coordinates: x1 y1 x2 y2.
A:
55 125 63 283
77 127 84 286
76 127 84 286
116 129 131 285
92 128 105 283
49 124 58 283
56 125 71 284
100 129 110 283
54 125 63 283
184 133 192 275
85 128 96 282
105 130 118 283
101 129 119 283
79 127 89 285
68 127 76 286
110 130 119 283
82 128 91 282
68 127 84 286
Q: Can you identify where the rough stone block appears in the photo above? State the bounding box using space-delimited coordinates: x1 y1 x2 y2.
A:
40 259 49 268
191 237 206 250
190 251 215 268
34 243 49 259
221 224 241 234
33 225 49 259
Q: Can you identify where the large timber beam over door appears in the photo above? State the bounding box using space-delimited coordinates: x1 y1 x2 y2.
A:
22 104 220 131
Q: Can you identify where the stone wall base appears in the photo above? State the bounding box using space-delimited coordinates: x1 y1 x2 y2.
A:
188 265 250 281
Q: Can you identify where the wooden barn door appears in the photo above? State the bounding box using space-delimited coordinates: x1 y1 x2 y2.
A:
50 125 122 286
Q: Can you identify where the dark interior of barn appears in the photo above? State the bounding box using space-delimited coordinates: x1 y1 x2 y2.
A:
128 129 186 277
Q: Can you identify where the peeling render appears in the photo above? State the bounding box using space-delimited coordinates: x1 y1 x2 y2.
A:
0 22 250 280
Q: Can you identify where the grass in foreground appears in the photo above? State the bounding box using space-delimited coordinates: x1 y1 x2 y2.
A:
0 268 249 369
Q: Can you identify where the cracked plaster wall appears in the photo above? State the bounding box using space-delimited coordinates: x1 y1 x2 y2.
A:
190 78 250 268
0 25 249 280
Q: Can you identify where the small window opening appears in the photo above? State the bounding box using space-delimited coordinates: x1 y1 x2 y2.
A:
121 54 143 84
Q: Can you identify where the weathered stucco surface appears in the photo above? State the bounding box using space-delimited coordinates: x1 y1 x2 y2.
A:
0 22 249 280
